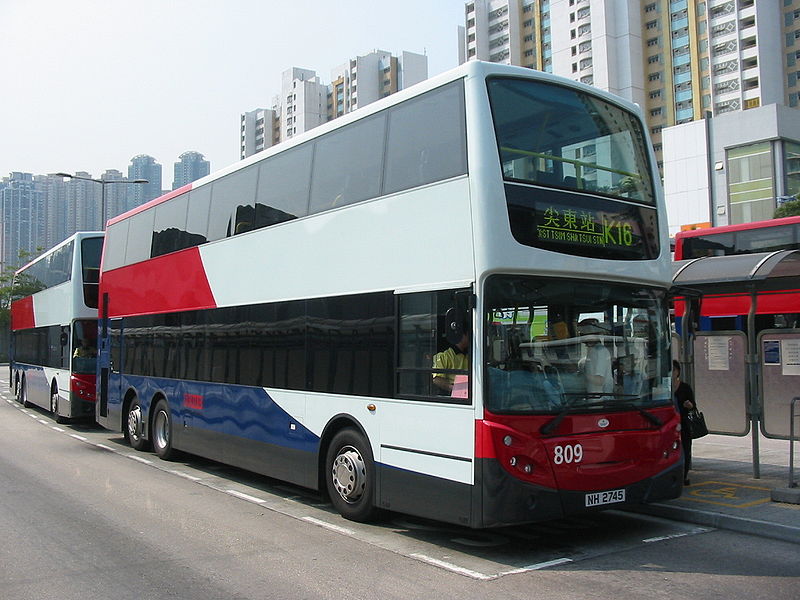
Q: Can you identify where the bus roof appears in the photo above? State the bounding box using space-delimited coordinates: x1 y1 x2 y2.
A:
675 215 800 240
106 61 647 228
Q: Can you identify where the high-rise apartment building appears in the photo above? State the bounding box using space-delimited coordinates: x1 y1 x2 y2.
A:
459 0 800 231
99 169 133 221
63 171 101 233
173 151 211 190
127 154 163 206
240 50 428 159
278 67 329 143
240 107 278 159
330 50 428 118
2 152 188 268
0 172 45 267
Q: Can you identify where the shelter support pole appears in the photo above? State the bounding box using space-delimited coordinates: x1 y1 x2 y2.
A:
748 286 760 479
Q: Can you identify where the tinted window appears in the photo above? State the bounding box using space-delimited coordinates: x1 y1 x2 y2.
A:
179 310 208 381
207 163 259 241
683 225 800 258
504 184 660 260
103 220 129 271
117 292 399 397
72 319 98 374
12 325 66 368
307 293 394 396
309 113 386 214
483 275 671 414
81 237 103 275
397 288 472 403
152 193 189 257
49 241 74 286
255 144 312 229
488 77 655 205
384 81 467 195
125 210 155 265
16 240 74 293
151 314 180 379
81 236 103 308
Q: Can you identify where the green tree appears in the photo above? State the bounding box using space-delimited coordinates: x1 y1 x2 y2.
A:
774 198 800 219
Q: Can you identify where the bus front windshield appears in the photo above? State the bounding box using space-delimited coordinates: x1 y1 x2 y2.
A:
485 275 672 415
72 319 98 375
487 77 655 205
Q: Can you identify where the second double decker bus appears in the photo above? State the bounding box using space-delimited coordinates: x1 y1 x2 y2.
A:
674 215 800 260
96 62 680 527
10 232 103 422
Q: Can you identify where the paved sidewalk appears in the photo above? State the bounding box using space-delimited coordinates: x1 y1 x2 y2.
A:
631 434 800 544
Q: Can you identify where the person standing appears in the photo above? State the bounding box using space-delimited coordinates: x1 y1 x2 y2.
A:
672 360 696 486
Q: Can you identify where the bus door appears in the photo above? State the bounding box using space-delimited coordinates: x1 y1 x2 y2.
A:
61 326 71 372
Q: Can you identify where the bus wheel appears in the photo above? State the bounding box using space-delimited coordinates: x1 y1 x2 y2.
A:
19 378 32 408
325 429 378 522
126 397 150 452
151 399 176 461
51 389 67 424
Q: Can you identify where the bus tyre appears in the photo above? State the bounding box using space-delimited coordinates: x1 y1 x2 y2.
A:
126 397 151 452
19 379 32 408
151 399 176 461
51 389 67 424
325 429 378 523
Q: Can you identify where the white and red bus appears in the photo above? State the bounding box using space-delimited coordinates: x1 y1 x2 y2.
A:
10 232 103 422
96 61 681 527
673 216 800 332
674 215 800 261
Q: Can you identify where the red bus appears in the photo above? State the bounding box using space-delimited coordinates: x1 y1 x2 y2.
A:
674 215 800 261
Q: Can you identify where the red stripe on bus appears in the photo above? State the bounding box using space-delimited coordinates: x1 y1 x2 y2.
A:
100 247 217 318
10 296 35 330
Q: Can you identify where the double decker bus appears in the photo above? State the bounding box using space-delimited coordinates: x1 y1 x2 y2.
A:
96 62 680 527
673 217 800 333
10 232 103 422
674 215 800 261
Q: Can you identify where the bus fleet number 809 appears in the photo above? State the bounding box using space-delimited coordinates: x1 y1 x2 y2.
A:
553 443 583 465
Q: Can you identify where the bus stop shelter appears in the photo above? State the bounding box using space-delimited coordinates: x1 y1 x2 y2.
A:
672 250 800 477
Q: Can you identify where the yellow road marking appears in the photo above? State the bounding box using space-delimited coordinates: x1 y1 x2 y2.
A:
682 480 771 508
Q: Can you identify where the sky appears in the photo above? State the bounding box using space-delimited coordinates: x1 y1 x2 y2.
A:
0 0 466 186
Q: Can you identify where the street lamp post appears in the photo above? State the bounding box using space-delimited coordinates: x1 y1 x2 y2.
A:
55 172 148 230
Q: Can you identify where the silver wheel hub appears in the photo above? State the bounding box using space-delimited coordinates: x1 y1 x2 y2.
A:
128 406 143 441
331 445 366 503
154 409 169 450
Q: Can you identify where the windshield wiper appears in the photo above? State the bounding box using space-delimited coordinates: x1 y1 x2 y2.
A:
539 394 607 435
540 395 663 435
617 401 663 428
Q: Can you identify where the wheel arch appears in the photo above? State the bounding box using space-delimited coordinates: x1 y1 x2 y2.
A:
317 414 372 498
121 387 140 438
147 391 169 440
